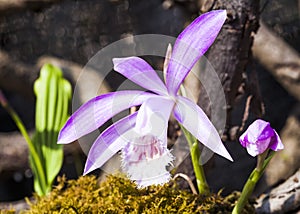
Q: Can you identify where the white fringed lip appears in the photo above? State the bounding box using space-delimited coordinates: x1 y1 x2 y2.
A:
121 135 174 188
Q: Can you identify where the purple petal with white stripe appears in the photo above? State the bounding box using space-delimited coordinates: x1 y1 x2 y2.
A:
113 57 168 95
173 95 233 161
58 90 155 144
84 112 138 175
166 10 227 95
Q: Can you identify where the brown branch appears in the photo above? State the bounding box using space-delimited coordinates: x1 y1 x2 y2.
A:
0 131 83 173
0 52 110 100
0 51 38 99
252 21 300 101
0 0 61 15
239 95 253 133
37 56 111 102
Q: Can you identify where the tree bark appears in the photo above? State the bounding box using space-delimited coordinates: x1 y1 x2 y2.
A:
0 131 82 173
197 0 261 137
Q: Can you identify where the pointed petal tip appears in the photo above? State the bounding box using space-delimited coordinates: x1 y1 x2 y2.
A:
112 57 121 64
82 169 89 176
216 9 227 14
218 145 233 162
220 142 233 162
83 158 96 175
112 57 128 70
112 58 120 69
112 57 134 67
227 153 234 162
215 144 233 162
56 131 72 144
57 139 72 145
83 160 100 175
221 142 233 162
211 9 226 17
83 164 92 176
210 9 227 23
56 135 66 144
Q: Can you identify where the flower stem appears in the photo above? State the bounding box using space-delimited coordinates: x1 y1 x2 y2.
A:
232 151 276 213
232 168 261 214
180 124 210 195
0 90 47 193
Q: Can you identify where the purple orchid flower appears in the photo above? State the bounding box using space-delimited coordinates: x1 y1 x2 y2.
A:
58 10 232 187
239 119 284 157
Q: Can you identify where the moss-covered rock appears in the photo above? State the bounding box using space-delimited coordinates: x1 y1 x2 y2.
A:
19 174 255 213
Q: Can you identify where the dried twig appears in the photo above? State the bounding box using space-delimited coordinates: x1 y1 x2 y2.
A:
173 173 198 194
239 95 253 132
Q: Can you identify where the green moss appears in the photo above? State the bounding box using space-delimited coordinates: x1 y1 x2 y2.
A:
19 174 255 213
0 209 15 214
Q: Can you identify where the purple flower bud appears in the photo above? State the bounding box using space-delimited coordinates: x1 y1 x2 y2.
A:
239 119 284 157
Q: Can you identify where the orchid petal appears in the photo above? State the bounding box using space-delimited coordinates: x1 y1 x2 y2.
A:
244 120 275 142
58 91 155 144
163 44 172 82
166 10 227 95
135 96 175 141
244 138 271 157
270 130 284 151
174 96 232 161
84 112 137 175
113 57 168 95
239 119 284 156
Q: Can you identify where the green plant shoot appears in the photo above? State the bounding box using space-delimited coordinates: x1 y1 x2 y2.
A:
31 64 72 195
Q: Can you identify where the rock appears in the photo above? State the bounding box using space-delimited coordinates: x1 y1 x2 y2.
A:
256 168 300 213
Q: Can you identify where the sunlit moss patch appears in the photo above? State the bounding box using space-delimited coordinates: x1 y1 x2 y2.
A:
22 174 255 213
